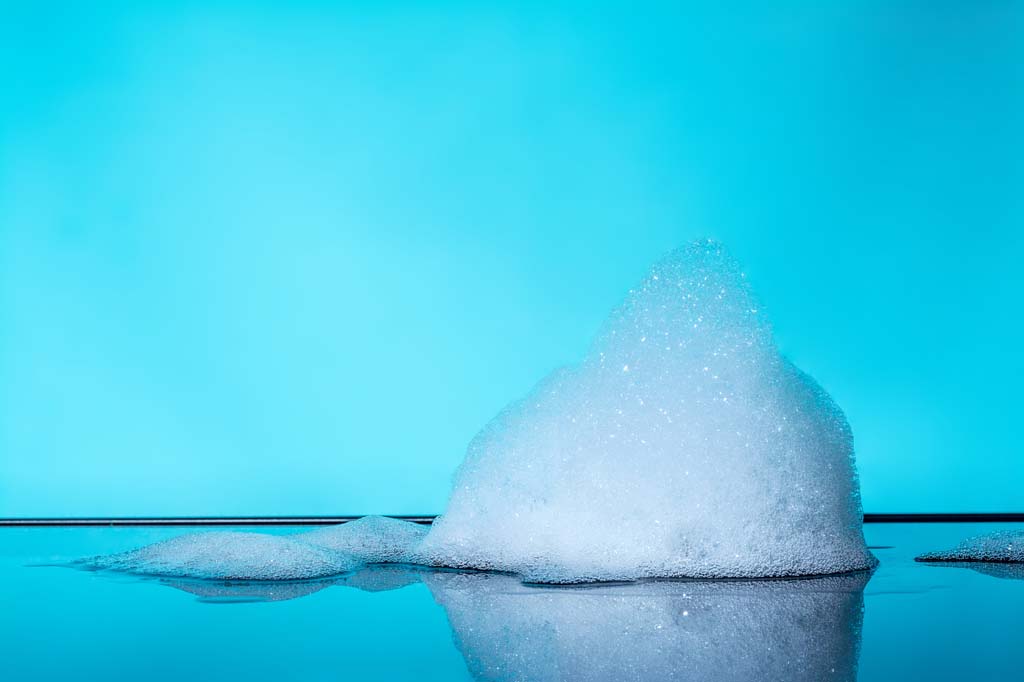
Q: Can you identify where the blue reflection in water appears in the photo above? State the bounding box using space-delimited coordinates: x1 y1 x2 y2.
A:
127 566 869 681
422 572 868 682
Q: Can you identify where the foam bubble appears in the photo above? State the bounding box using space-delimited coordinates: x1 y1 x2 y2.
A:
418 240 875 580
916 531 1024 563
82 531 358 580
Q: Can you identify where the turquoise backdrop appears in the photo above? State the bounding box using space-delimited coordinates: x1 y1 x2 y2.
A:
2 1 1021 515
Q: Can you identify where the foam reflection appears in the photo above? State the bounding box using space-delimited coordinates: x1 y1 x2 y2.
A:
425 571 869 682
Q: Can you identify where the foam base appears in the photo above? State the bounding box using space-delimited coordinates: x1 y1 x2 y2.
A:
82 531 358 580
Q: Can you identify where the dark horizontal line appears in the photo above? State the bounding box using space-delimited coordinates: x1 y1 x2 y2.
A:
0 516 437 527
2 513 1024 527
863 513 1024 523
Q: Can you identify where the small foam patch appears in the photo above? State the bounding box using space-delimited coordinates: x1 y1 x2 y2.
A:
916 531 1024 563
79 519 430 582
82 531 358 580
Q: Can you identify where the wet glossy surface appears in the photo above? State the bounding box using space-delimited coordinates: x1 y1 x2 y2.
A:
3 523 1022 680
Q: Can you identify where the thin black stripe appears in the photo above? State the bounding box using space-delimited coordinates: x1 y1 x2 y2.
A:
2 513 1024 527
862 513 1024 523
0 516 435 527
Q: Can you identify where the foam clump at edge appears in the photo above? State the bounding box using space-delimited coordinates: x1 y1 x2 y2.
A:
916 531 1024 563
81 516 425 581
84 531 359 581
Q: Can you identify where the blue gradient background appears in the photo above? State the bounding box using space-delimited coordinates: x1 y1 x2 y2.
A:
1 1 1021 516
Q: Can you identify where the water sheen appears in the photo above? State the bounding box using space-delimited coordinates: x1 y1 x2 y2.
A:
4 523 1023 681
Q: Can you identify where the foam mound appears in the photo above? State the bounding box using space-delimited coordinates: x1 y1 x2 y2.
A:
916 531 1024 563
79 517 428 581
417 240 875 581
83 531 358 580
425 571 868 682
297 515 428 563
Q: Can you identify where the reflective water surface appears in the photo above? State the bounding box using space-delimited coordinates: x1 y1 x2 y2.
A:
3 523 1022 680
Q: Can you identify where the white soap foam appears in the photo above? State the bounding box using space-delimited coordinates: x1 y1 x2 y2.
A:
417 240 875 581
79 517 428 582
916 531 1024 563
297 515 428 563
82 240 874 583
83 531 358 580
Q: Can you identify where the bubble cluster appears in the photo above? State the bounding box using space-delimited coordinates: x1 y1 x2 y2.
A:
916 531 1024 563
296 515 428 563
83 531 358 581
80 517 426 581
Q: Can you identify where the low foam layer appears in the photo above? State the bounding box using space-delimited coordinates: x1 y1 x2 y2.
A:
916 531 1024 563
80 517 427 581
83 531 358 580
